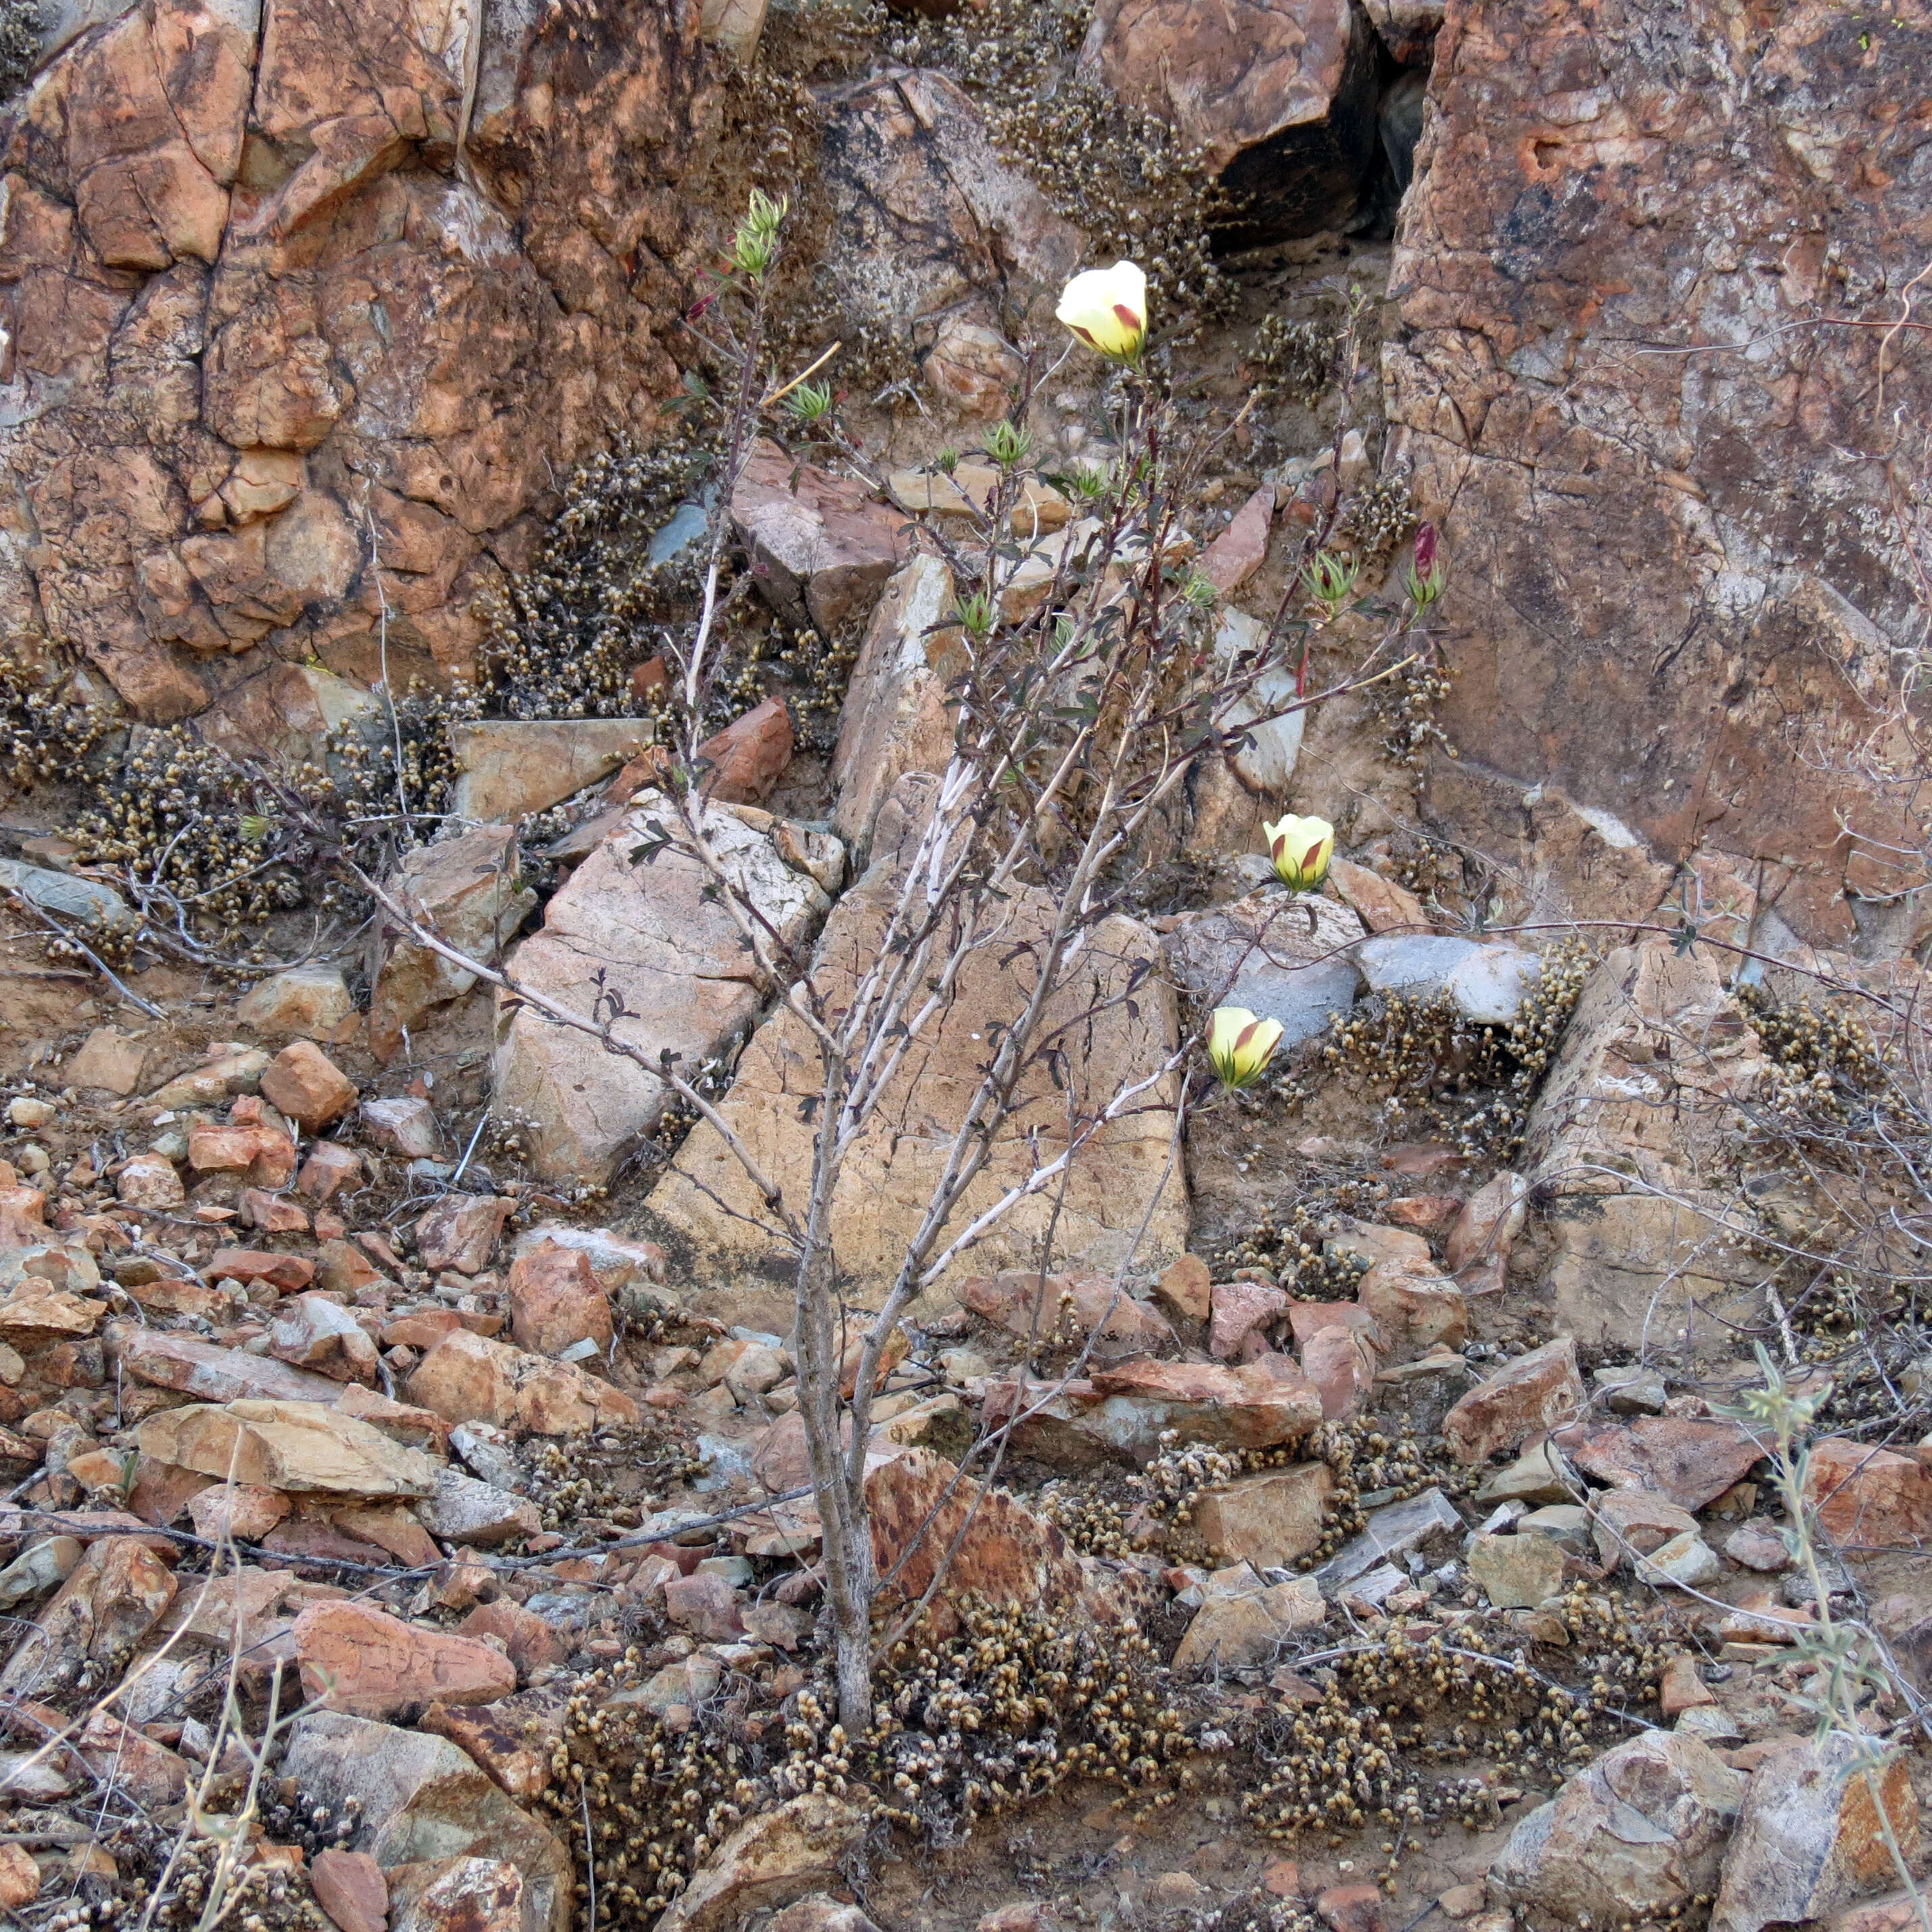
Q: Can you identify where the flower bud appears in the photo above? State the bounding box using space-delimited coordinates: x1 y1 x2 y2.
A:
1262 814 1335 892
1056 262 1148 363
1208 1007 1285 1090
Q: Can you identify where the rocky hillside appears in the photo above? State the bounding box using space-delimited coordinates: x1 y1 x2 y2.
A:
1 5 1931 1932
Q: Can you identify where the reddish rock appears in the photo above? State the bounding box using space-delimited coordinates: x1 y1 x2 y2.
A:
360 1097 446 1159
310 1848 388 1932
866 1447 1082 1634
1079 0 1380 239
106 1324 347 1404
459 1599 568 1682
1561 1415 1768 1513
1355 1258 1469 1358
407 1329 639 1436
0 1536 177 1696
1445 1172 1529 1274
1201 486 1274 594
1590 1491 1697 1570
242 1188 310 1234
1086 1356 1324 1452
731 440 908 636
269 1293 382 1383
1210 1277 1287 1360
315 1239 390 1300
696 696 795 805
418 1693 562 1803
417 1197 513 1276
138 1400 439 1498
0 1842 39 1910
298 1143 364 1202
387 1858 524 1932
260 1041 359 1130
1805 1438 1932 1550
334 1384 451 1454
384 1311 465 1351
664 1571 746 1642
957 1270 1173 1354
1287 1302 1379 1347
1392 3 1932 950
1383 1193 1462 1229
1300 1323 1377 1419
76 1710 191 1806
1193 1463 1333 1568
117 1153 186 1210
206 1249 315 1293
1316 1885 1385 1932
283 1711 570 1931
1327 858 1429 936
1443 1337 1584 1465
1155 1254 1212 1324
188 1121 296 1186
294 1601 516 1719
1659 1654 1717 1720
507 1242 613 1359
187 1484 292 1542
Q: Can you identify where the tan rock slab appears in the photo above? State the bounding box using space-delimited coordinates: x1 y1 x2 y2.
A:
367 827 538 1065
1443 1337 1584 1465
107 1324 348 1404
136 1400 442 1497
406 1329 639 1437
448 719 656 825
507 1241 612 1359
656 1792 867 1932
494 791 832 1182
647 775 1187 1296
294 1600 517 1719
310 1848 388 1932
1193 1464 1333 1569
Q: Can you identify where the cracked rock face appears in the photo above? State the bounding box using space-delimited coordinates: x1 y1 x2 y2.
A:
0 0 713 722
1389 0 1932 949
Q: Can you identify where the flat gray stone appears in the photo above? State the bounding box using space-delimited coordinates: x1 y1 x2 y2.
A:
1213 608 1305 794
1314 1485 1463 1593
448 719 656 824
0 858 135 932
1357 935 1541 1023
1162 890 1364 1049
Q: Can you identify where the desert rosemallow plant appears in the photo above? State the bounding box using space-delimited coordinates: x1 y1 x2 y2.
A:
1264 814 1335 893
1057 260 1148 363
1209 1007 1285 1090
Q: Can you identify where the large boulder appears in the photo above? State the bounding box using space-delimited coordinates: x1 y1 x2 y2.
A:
0 0 710 720
1387 0 1932 948
283 1711 571 1932
491 792 835 1182
1162 888 1364 1051
1076 0 1383 241
645 775 1189 1299
1494 1730 1745 1923
1520 942 1770 1350
1712 1735 1920 1932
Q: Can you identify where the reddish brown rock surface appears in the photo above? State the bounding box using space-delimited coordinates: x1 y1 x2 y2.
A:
1389 0 1932 946
293 1599 517 1718
0 0 712 722
1078 0 1381 240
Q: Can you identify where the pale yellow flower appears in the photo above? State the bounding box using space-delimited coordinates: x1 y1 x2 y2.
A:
1057 261 1147 363
1208 1007 1284 1090
1263 814 1335 892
